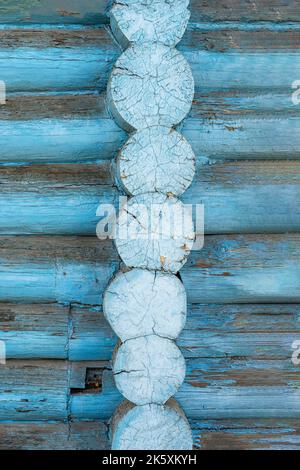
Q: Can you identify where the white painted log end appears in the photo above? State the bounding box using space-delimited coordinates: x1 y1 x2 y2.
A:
117 127 196 197
111 399 193 450
110 0 190 48
113 335 186 405
107 43 194 131
115 193 195 273
103 268 187 342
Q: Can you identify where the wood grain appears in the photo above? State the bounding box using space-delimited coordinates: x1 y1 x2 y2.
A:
0 234 299 304
0 159 299 234
1 418 300 450
0 1 111 25
1 303 299 360
0 421 109 450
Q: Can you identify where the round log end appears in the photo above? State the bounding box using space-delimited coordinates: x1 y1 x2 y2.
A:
113 335 186 405
115 193 195 273
107 43 194 131
103 268 187 341
117 127 195 197
111 399 193 450
110 0 190 48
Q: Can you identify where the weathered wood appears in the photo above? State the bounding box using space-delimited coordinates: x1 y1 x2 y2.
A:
0 236 119 305
183 234 300 304
0 421 109 450
1 1 297 25
117 127 195 197
111 400 193 450
0 28 299 93
1 88 299 163
2 303 299 361
0 28 120 93
190 0 300 23
113 336 186 405
0 160 298 234
103 269 187 342
0 1 111 24
107 43 194 131
110 0 190 48
192 419 300 450
0 360 68 420
2 418 300 450
116 193 195 272
71 362 300 420
1 355 300 421
0 235 299 304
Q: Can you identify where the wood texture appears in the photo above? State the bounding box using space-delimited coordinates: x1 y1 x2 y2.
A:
0 421 109 450
0 0 299 450
2 303 299 360
0 160 299 234
0 1 111 24
2 419 300 450
0 235 298 305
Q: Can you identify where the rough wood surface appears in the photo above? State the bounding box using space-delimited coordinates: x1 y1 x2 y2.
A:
111 0 190 48
113 336 186 405
1 0 300 450
116 193 195 273
2 303 300 360
0 421 109 450
0 160 299 235
192 419 300 450
2 418 300 450
111 400 193 450
0 1 111 24
107 43 194 130
0 234 299 305
117 127 195 197
103 269 187 342
190 0 300 22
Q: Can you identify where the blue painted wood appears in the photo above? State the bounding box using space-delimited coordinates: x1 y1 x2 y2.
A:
0 160 298 234
0 235 299 305
0 1 111 24
1 303 299 360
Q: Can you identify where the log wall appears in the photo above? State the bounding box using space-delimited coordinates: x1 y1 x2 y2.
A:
0 0 300 449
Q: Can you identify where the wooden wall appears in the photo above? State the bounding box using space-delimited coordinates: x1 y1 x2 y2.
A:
0 0 300 450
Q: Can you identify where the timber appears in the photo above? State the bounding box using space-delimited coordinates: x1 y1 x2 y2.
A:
0 0 299 450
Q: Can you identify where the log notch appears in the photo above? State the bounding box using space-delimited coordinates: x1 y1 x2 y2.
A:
104 0 195 449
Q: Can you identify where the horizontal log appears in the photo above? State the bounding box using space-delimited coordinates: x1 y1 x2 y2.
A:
1 303 300 360
0 1 110 25
0 28 299 92
2 27 300 53
70 361 300 420
0 234 299 304
1 418 300 450
192 419 300 450
0 236 119 305
0 90 299 163
0 360 68 420
0 420 109 449
190 0 300 23
0 160 299 234
1 356 300 421
0 1 297 25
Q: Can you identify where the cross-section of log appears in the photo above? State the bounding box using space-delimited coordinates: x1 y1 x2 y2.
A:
115 193 195 273
107 43 194 131
113 335 186 405
110 0 190 48
111 400 193 450
103 268 187 341
117 127 195 197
